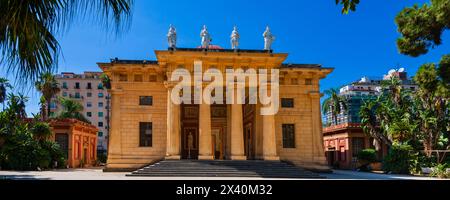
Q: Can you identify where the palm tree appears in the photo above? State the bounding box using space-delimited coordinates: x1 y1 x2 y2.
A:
30 122 53 142
56 97 90 123
35 72 60 120
7 93 29 120
322 88 347 126
0 78 12 110
0 0 133 82
360 99 393 150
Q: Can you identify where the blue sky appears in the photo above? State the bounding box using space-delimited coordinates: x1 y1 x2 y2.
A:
3 0 450 115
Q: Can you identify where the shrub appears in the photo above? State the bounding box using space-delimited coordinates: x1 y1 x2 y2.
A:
430 164 449 179
97 153 107 164
357 149 378 171
382 144 418 174
358 149 378 163
40 140 66 169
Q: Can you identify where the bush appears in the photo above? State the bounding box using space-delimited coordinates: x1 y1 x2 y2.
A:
40 140 67 169
430 164 449 179
358 149 378 163
382 144 418 174
97 153 107 164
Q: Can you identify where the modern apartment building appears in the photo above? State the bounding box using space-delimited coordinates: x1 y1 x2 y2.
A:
322 68 418 169
51 72 110 155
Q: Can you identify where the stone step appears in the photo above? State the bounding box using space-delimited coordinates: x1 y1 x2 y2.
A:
128 160 323 178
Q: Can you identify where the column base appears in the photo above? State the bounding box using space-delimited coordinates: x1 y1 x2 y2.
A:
198 155 215 160
230 155 247 160
165 155 181 160
263 156 280 161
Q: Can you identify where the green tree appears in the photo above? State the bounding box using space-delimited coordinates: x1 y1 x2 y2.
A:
35 72 60 120
413 63 449 156
335 0 360 14
30 122 53 142
322 88 347 126
0 0 133 82
0 78 12 110
56 97 90 123
395 0 450 57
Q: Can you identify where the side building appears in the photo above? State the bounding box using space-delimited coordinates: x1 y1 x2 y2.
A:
322 68 418 169
51 72 110 155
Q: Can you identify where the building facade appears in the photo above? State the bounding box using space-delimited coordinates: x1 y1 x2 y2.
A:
323 69 418 169
99 47 333 171
52 72 110 154
50 119 98 168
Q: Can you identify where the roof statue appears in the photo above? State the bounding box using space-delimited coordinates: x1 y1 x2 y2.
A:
167 24 177 48
200 25 211 48
263 26 275 50
230 26 240 49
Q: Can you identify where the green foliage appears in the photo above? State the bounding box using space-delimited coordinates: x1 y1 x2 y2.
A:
358 149 378 163
430 163 449 178
335 0 360 14
0 0 133 83
35 72 60 120
100 74 112 89
97 153 108 164
30 122 53 141
439 54 450 84
322 88 347 126
395 0 450 57
383 144 419 174
55 97 91 123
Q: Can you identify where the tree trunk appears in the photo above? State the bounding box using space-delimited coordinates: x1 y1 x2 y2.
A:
46 100 51 121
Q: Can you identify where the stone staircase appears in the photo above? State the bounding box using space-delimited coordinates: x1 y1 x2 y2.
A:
127 160 323 178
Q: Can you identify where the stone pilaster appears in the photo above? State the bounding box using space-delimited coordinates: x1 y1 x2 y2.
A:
230 102 246 160
262 104 279 161
165 86 181 160
198 100 214 160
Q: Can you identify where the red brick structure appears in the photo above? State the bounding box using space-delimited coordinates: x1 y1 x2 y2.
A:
50 119 98 168
323 123 388 169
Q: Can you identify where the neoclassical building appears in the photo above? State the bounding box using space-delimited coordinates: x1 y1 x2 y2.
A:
99 46 333 171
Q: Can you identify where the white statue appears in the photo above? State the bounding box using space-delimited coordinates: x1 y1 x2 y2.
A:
230 26 240 49
167 24 177 48
200 25 211 48
263 26 275 50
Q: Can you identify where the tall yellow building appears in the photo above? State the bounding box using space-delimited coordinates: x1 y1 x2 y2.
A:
98 47 333 171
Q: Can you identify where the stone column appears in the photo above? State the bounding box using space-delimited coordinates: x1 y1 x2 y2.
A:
198 99 214 160
106 91 122 166
262 104 280 161
310 92 327 166
165 87 181 160
230 102 246 160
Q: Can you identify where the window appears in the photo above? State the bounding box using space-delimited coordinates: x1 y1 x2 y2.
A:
98 93 104 98
50 102 57 109
98 102 104 107
98 83 104 90
139 122 152 147
282 124 296 148
281 98 294 108
62 82 68 89
87 83 92 89
134 74 143 82
98 132 103 137
63 92 68 97
98 112 104 117
98 122 104 127
139 96 153 106
87 92 92 97
75 82 80 89
87 112 92 117
352 138 365 157
75 92 81 99
149 75 157 82
119 74 128 82
305 79 313 85
87 102 92 108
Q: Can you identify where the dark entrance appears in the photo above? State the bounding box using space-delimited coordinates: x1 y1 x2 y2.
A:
55 133 69 159
181 105 199 159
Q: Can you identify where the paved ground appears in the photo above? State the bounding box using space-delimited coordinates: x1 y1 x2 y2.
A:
0 168 444 180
